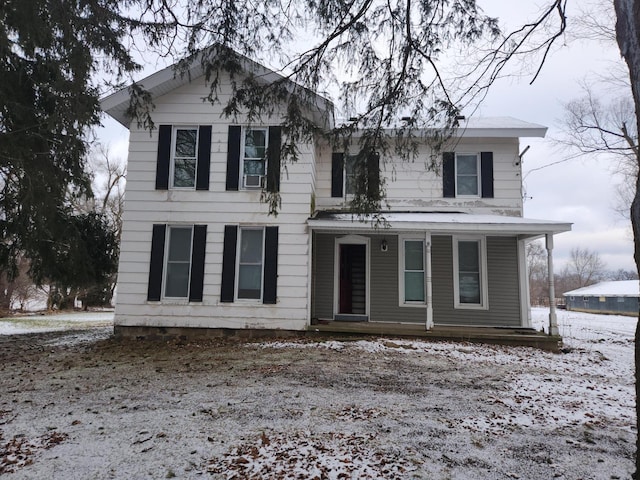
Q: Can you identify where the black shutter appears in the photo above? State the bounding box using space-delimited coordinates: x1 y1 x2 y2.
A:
147 224 166 301
263 226 279 304
188 225 207 301
226 125 241 191
481 152 494 198
196 126 212 191
267 126 281 192
155 125 172 190
442 152 455 198
331 152 344 198
367 152 380 199
220 225 238 302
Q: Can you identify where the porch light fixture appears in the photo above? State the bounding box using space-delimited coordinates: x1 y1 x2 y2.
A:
380 239 388 252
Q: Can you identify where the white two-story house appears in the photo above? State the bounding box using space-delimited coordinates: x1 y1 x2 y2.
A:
101 49 571 340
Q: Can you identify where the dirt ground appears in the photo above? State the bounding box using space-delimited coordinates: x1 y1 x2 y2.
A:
0 326 634 479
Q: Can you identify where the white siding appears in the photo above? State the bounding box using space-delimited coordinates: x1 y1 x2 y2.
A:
315 137 524 216
115 71 314 330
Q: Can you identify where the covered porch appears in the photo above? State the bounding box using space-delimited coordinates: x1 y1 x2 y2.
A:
307 212 571 340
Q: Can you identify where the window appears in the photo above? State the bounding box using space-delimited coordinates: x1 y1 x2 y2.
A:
147 224 207 302
331 152 380 198
442 151 493 198
171 128 199 188
221 225 279 304
401 239 425 304
226 126 281 192
155 124 211 191
453 237 487 309
345 155 357 195
242 128 268 188
455 154 479 196
237 228 265 299
164 226 193 297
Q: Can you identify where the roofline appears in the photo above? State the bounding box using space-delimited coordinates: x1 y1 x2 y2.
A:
369 123 547 139
454 126 547 138
100 46 335 129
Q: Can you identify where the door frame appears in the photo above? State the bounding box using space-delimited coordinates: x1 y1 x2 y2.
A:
333 234 370 320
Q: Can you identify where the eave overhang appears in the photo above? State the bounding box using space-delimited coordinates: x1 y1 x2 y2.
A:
348 116 547 139
307 212 571 239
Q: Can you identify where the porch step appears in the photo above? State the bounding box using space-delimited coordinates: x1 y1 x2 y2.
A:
308 321 561 352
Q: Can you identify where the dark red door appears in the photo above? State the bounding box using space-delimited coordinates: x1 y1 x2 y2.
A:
338 244 366 315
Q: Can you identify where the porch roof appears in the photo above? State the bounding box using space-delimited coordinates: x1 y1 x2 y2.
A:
307 212 572 238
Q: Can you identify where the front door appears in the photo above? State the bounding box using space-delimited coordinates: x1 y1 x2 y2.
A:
338 243 366 318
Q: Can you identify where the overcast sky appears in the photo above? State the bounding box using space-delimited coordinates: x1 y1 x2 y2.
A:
475 0 634 272
97 0 634 273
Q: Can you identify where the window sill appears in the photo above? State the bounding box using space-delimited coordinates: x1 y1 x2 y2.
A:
454 303 489 311
399 302 426 308
149 299 191 305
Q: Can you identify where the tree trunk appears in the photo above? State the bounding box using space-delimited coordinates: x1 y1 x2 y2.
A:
633 171 640 480
613 0 640 476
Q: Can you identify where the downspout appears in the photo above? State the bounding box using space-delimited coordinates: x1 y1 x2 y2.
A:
546 233 559 336
425 233 433 329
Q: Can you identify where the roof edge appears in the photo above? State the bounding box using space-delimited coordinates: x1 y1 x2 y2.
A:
100 45 335 129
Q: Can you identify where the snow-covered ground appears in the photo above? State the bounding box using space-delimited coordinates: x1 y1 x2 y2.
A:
0 308 635 479
0 311 114 335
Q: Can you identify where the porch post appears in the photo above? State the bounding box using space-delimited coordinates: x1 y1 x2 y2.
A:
425 233 433 329
545 233 559 336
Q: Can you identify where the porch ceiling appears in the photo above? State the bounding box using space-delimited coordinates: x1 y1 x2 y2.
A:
307 212 572 238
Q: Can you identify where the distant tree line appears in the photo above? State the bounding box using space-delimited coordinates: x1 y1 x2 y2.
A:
527 242 638 306
0 146 125 315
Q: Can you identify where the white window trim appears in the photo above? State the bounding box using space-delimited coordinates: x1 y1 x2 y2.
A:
162 225 194 300
398 235 426 307
454 152 480 198
333 234 370 318
240 127 269 190
169 126 199 190
452 236 489 310
234 226 265 302
344 153 357 198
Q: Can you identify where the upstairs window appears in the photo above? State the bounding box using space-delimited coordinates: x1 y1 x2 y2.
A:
442 151 493 199
155 125 211 191
226 126 281 193
345 155 357 195
455 154 479 196
242 128 268 189
171 128 198 188
331 152 380 199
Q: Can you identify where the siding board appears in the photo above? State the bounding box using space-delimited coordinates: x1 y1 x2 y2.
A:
432 235 521 326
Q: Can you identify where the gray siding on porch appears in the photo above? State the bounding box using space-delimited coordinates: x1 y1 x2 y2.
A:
312 232 335 319
369 236 426 323
432 235 521 326
311 233 426 323
312 233 521 326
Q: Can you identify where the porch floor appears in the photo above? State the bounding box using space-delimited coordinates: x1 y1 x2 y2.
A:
308 321 561 352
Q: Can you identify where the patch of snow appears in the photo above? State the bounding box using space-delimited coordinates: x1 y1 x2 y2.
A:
0 311 114 336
